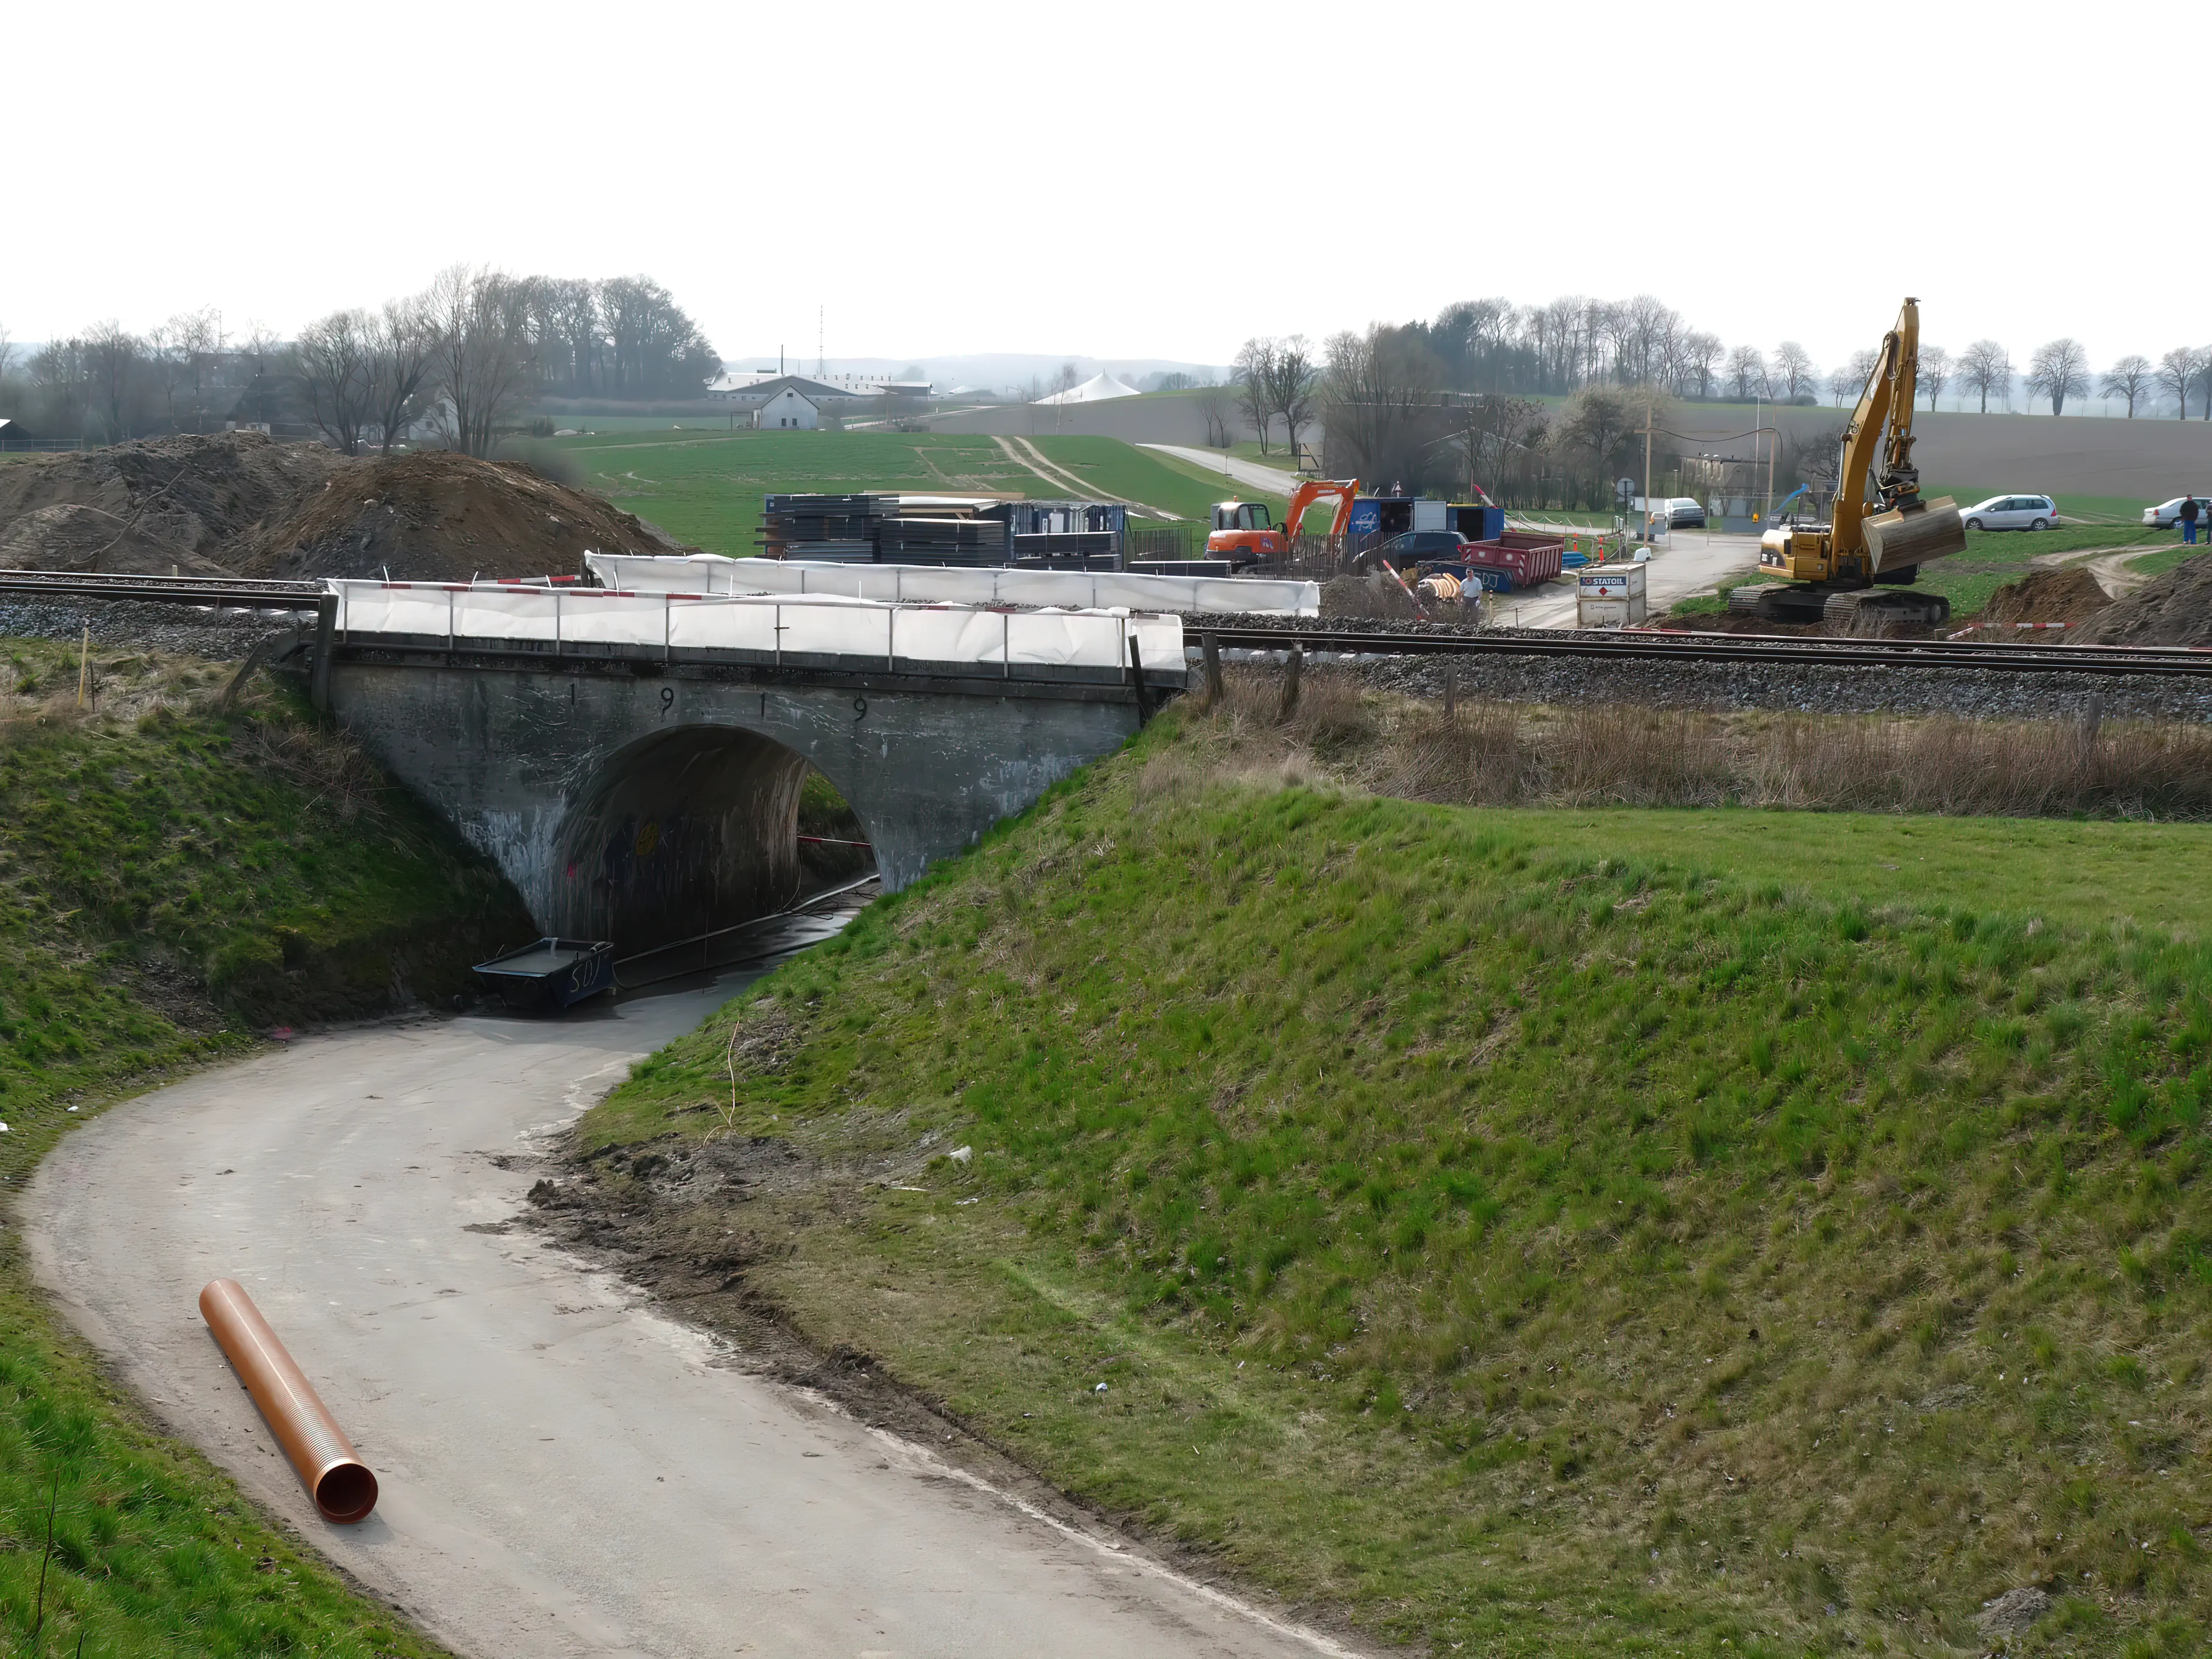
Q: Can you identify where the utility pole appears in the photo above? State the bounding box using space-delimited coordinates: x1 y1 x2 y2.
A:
1640 394 1654 544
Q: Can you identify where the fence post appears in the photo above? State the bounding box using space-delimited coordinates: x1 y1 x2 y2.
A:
1202 630 1222 706
1127 631 1153 725
1444 665 1456 717
1279 641 1302 721
310 594 338 714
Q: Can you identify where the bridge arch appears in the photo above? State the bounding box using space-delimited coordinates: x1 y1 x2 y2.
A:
549 723 877 952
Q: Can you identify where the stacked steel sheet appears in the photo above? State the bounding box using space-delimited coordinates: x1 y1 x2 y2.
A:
1012 531 1116 563
876 517 1010 566
759 494 888 558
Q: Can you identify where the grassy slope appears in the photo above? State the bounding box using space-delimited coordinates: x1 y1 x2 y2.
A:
502 429 1069 554
587 717 2212 1659
0 638 528 1657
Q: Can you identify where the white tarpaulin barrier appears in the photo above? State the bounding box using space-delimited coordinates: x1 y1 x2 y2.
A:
585 552 1319 618
328 580 1182 679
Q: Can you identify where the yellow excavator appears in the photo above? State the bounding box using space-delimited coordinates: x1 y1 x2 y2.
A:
1729 298 1966 626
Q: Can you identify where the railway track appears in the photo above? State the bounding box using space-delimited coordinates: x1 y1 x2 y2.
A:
1194 624 2212 679
0 569 327 609
0 569 2202 680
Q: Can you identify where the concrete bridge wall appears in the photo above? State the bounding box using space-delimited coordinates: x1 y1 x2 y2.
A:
326 657 1148 953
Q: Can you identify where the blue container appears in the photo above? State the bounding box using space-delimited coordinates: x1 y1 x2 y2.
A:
1450 504 1506 543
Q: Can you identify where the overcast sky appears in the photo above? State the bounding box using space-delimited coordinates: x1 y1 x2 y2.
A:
7 0 2205 375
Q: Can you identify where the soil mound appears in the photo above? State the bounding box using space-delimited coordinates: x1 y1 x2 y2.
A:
229 451 691 581
2071 553 2212 646
1979 565 2113 629
1321 571 1427 621
0 432 346 572
0 502 231 575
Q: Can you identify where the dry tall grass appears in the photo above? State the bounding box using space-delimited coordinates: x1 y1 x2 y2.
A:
1190 666 2212 820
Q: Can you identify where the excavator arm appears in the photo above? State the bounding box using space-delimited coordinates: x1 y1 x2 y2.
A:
1752 297 1963 608
1282 478 1360 538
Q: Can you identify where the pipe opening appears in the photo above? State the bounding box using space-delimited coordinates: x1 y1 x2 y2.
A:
315 1460 380 1524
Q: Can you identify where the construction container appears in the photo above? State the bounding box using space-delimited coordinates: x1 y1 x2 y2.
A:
1575 562 1647 628
1447 504 1506 543
1459 532 1564 592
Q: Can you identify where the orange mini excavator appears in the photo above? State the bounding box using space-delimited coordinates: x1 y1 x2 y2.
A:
1205 477 1360 568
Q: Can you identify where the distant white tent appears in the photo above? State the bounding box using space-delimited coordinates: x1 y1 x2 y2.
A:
1034 372 1142 406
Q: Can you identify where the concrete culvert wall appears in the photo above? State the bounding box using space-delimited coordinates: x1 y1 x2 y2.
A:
553 726 822 951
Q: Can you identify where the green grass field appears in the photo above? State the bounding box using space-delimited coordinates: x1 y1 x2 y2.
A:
501 429 1071 554
1028 437 1265 521
586 708 2212 1659
0 639 519 1656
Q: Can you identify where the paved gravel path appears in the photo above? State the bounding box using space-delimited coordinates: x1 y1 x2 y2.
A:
27 943 1356 1659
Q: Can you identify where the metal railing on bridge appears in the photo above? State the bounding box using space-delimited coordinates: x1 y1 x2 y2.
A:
329 580 1186 685
585 552 1320 618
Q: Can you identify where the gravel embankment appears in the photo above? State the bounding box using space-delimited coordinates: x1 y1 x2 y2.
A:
1173 618 2212 722
0 598 298 659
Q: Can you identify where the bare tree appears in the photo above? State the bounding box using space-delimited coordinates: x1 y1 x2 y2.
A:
1958 340 2011 414
84 321 144 441
1829 347 1879 407
2193 352 2212 424
1560 387 1632 469
1455 394 1542 504
295 309 377 454
2025 338 2090 416
167 308 225 431
32 338 91 437
0 321 14 384
1233 337 1278 453
1193 387 1233 448
426 265 535 458
1268 335 1318 463
2099 354 2153 418
1678 330 1722 398
1919 344 1949 411
366 297 435 452
2156 347 2198 419
1724 345 1766 402
1773 341 1814 401
1318 326 1432 486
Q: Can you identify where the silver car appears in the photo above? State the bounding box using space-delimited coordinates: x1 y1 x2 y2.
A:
2143 495 2211 529
1959 494 2058 532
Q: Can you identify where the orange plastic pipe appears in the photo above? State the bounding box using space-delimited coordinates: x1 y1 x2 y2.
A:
198 1279 378 1524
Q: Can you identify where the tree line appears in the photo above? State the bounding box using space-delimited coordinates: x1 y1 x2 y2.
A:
1208 301 2212 512
0 269 719 455
1221 294 2212 425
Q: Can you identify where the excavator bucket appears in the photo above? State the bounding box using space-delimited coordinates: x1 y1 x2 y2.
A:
1862 496 1966 575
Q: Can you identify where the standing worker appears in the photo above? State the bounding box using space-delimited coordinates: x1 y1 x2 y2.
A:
2184 493 2202 546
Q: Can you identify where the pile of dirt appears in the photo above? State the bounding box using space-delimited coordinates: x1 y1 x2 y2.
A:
2071 553 2212 646
229 450 692 581
1978 565 2113 628
0 502 230 575
1320 571 1433 621
0 432 344 572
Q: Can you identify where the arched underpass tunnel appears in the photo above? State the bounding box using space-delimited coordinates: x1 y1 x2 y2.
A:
551 726 875 964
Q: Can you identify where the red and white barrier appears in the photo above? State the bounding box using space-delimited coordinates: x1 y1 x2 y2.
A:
1946 622 2071 638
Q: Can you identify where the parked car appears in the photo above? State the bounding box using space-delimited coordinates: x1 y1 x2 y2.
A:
1959 494 2059 532
1663 495 1706 528
2142 495 2212 529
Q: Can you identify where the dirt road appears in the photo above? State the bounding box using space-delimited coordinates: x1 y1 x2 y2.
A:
1495 531 1764 628
1138 445 1299 500
995 435 1180 520
27 940 1355 1659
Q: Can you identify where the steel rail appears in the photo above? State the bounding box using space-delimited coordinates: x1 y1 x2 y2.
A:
0 569 327 609
1190 624 2212 679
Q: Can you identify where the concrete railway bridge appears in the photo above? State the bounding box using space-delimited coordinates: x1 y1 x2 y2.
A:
306 580 1187 956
